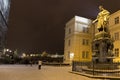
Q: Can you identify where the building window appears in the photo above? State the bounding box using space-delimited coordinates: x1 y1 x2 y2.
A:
82 39 89 45
115 48 119 57
82 51 89 59
86 28 89 33
82 39 85 45
86 40 89 45
114 32 119 40
115 17 119 24
86 51 89 58
83 27 89 33
82 51 85 58
68 28 71 34
83 27 85 33
68 39 71 46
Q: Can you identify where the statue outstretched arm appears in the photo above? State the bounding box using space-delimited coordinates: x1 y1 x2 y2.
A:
92 19 98 23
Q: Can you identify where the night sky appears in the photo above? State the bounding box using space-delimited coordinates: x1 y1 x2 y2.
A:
6 0 120 54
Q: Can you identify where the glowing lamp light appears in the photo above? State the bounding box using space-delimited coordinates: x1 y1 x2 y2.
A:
6 49 9 52
9 50 12 52
22 53 26 57
30 54 33 56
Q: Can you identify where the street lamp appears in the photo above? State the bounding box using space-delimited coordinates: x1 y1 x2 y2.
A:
22 53 26 58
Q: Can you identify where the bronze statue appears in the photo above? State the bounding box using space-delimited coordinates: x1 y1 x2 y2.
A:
93 6 110 32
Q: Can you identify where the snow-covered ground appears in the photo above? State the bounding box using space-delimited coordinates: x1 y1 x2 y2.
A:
0 65 102 80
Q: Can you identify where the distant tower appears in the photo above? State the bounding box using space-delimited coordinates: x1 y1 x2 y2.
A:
0 0 11 54
64 16 92 64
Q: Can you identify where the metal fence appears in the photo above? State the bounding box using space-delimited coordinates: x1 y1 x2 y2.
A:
72 61 120 77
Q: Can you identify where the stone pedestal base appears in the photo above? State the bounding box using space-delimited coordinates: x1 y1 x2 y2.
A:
92 31 114 63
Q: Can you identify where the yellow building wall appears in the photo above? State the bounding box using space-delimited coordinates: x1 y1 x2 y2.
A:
73 33 92 62
109 10 120 62
64 16 92 63
64 35 75 63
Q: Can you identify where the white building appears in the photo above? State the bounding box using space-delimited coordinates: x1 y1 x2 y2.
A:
64 16 92 64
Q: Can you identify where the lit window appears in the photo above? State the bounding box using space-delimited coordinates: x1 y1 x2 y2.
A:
70 53 74 60
114 32 119 40
115 17 119 24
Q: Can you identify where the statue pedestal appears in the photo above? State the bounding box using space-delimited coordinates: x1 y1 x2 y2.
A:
92 31 114 63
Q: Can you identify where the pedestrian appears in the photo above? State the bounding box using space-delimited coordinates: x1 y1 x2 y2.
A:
38 60 42 70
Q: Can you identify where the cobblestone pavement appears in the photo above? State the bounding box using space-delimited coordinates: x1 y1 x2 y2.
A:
0 65 103 80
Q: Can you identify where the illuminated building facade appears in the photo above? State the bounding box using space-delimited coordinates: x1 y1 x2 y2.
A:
0 0 10 54
109 10 120 62
64 16 92 64
64 10 120 64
